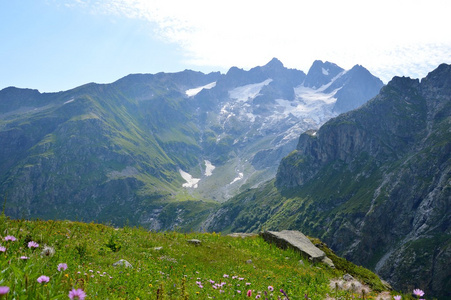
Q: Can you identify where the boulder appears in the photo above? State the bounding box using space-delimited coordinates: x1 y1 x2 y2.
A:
112 259 133 268
261 230 334 267
187 239 201 245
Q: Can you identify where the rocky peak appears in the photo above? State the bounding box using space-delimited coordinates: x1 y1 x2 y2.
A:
330 64 384 113
262 57 285 70
303 60 344 88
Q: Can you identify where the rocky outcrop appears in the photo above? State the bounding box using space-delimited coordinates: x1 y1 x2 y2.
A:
274 64 451 298
261 230 334 268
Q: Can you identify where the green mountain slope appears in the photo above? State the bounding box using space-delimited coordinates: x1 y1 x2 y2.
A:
206 64 451 298
1 59 383 230
0 71 221 228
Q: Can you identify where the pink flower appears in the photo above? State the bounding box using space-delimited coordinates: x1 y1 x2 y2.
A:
255 295 261 299
68 288 86 300
223 274 229 278
4 236 16 242
28 241 39 248
20 256 29 260
0 246 5 252
268 286 274 292
246 282 251 286
57 263 68 271
413 289 424 297
0 286 10 295
247 289 252 297
37 275 50 283
394 296 402 300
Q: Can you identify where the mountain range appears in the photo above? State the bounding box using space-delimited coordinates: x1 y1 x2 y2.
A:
0 58 382 227
205 63 451 298
1 59 449 297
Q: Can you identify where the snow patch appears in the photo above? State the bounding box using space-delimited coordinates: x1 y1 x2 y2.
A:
228 79 272 102
230 172 244 184
185 82 216 97
64 98 75 104
322 68 329 76
179 169 200 188
204 160 215 176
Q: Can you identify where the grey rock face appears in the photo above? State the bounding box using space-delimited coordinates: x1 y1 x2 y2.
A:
275 64 451 298
260 230 333 267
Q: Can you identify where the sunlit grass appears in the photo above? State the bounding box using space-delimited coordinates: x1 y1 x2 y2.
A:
0 214 406 299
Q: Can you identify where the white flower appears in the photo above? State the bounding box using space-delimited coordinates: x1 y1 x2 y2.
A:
41 245 55 257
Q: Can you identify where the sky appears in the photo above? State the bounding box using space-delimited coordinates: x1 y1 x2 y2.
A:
1 0 450 92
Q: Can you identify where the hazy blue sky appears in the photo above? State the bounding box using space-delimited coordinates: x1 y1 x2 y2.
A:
1 0 450 92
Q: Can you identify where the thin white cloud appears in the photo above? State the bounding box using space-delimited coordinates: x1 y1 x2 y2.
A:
63 0 451 81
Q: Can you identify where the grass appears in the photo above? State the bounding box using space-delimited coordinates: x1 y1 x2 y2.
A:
0 213 414 299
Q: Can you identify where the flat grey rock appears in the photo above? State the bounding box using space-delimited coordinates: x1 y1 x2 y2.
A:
227 233 258 238
261 230 327 263
187 239 201 245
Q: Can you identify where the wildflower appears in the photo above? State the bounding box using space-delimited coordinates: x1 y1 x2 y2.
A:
413 289 425 297
20 256 29 259
0 286 10 295
0 246 5 252
4 236 16 242
239 277 244 281
209 279 215 284
255 295 261 299
394 296 402 300
37 275 50 283
268 286 274 292
247 290 252 297
237 290 241 294
246 282 251 286
41 246 55 257
28 241 39 248
280 289 290 299
68 288 87 300
58 263 68 271
223 274 229 278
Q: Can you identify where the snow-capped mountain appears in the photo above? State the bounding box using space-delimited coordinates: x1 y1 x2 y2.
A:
181 58 383 201
0 58 383 230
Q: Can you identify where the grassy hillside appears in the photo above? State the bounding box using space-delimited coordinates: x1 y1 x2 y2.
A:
0 214 414 299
